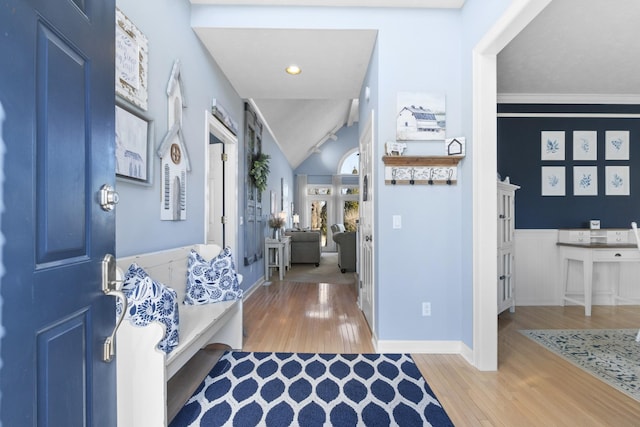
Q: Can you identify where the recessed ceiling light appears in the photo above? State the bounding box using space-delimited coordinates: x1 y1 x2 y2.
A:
285 65 301 75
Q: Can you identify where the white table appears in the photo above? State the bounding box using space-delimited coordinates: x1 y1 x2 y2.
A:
558 243 640 316
264 236 291 281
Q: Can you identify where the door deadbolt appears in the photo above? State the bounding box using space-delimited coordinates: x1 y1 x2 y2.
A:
99 184 119 211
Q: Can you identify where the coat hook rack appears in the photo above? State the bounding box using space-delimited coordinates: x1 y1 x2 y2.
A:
382 156 463 185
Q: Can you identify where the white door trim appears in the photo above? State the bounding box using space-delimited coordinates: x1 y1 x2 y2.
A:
359 110 375 338
204 110 239 254
472 0 552 371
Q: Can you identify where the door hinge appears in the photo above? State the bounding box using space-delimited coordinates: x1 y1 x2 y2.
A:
221 153 228 162
221 216 227 224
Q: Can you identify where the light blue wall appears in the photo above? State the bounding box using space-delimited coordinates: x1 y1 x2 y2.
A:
295 125 359 176
357 0 513 346
239 123 295 287
115 0 294 289
183 2 515 346
262 135 295 222
115 0 239 255
190 2 513 346
370 10 464 342
293 124 359 194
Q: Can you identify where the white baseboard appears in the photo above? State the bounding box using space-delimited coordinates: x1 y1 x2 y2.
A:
376 340 465 354
459 341 473 365
515 299 558 306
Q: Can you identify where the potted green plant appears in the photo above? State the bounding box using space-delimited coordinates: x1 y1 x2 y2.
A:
250 153 270 193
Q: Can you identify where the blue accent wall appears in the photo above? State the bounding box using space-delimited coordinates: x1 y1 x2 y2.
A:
498 104 640 229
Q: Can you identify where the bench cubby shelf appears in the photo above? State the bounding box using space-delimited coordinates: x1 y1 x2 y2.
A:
382 155 463 185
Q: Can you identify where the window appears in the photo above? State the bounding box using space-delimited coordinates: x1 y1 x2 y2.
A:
307 187 331 196
338 149 359 175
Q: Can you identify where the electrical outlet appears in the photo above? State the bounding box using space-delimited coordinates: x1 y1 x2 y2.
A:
422 302 431 316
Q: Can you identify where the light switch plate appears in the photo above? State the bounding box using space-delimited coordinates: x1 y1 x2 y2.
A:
393 215 401 229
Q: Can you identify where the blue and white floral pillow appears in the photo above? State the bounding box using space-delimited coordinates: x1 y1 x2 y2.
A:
184 247 243 305
116 263 179 354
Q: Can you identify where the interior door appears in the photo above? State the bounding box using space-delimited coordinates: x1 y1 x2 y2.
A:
359 111 375 332
208 141 225 246
0 0 117 425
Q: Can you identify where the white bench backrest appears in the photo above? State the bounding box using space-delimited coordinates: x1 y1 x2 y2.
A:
116 244 224 301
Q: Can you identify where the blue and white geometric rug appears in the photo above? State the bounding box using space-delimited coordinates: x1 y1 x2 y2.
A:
521 329 640 402
170 352 454 427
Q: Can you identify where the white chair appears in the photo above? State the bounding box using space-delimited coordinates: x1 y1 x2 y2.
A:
632 222 640 342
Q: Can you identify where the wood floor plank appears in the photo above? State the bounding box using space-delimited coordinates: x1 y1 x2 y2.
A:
172 259 640 427
244 282 640 426
244 280 374 354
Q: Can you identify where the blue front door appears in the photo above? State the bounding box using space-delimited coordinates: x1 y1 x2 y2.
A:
0 0 117 425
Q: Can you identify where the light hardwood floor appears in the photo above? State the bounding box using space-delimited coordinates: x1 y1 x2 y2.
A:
243 280 640 426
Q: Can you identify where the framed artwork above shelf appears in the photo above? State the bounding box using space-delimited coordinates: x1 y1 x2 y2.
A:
382 156 463 185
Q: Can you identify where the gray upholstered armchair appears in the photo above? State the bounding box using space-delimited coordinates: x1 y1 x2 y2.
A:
331 224 356 273
284 230 321 266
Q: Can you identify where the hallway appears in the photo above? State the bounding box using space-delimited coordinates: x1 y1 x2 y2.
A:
244 277 372 354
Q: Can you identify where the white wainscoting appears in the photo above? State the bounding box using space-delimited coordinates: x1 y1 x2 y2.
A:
514 229 640 306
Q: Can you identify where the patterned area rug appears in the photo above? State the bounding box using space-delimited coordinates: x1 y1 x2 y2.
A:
521 329 640 401
278 253 356 286
170 352 454 427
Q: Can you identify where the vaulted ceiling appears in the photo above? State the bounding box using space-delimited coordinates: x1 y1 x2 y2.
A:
192 27 377 168
192 0 640 168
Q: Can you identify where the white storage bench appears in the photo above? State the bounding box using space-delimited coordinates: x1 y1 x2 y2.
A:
116 244 243 427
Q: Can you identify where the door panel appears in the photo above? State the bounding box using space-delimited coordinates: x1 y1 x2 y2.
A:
359 111 375 332
36 22 88 265
37 312 89 426
0 0 116 425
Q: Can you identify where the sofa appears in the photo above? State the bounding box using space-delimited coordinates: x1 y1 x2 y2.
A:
331 224 356 273
284 230 321 266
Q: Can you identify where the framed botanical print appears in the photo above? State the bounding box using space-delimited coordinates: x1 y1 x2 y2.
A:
573 131 597 161
540 131 565 161
541 166 565 196
605 166 630 196
605 130 630 160
573 166 597 196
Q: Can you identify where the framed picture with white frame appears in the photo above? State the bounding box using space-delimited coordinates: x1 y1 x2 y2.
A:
573 131 597 161
541 131 565 161
541 166 565 196
115 8 148 111
605 130 629 160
